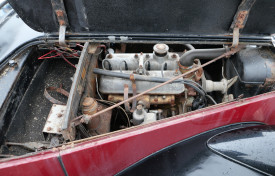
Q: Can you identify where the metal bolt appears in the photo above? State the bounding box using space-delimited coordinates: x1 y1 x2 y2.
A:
8 60 17 67
172 54 177 59
107 54 113 59
47 127 52 131
162 95 166 99
134 53 139 59
136 105 143 115
57 113 62 118
146 54 150 58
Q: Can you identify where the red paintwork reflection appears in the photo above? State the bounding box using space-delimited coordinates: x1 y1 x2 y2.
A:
0 151 64 176
1 91 275 175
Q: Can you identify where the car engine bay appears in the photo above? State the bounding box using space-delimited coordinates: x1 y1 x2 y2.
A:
1 42 275 157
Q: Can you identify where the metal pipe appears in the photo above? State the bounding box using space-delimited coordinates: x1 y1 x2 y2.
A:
93 68 206 96
183 44 195 50
179 48 227 66
93 68 182 83
71 47 241 126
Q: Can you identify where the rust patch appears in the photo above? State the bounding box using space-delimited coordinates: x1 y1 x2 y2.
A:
235 10 248 29
81 67 86 80
264 78 275 87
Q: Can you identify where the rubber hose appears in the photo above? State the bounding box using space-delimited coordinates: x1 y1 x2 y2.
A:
179 48 227 67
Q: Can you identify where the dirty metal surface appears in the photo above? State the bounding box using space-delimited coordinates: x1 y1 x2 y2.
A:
230 0 256 31
5 58 75 156
44 87 69 105
99 71 185 95
88 103 112 136
61 42 90 140
51 0 69 27
43 104 66 135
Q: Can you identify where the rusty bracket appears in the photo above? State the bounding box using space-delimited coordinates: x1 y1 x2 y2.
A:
44 86 69 105
123 74 137 112
123 84 131 112
230 0 256 47
130 74 137 112
51 0 69 46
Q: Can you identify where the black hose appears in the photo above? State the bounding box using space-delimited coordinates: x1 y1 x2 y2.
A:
179 48 227 67
93 68 206 97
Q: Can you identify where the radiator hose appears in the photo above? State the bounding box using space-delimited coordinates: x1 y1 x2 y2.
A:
179 48 227 67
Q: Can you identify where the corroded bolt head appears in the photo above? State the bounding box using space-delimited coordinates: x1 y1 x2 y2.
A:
107 54 113 59
172 54 177 58
47 127 52 131
57 113 62 118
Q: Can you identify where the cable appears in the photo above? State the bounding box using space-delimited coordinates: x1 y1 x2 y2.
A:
102 60 112 70
96 76 103 100
59 53 77 69
206 95 217 105
96 99 131 127
54 47 79 58
161 62 167 78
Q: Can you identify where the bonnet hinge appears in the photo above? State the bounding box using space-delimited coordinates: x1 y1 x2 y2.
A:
51 0 69 46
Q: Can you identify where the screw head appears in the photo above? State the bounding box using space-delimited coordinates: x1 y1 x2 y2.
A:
172 54 177 58
8 60 17 67
134 53 139 59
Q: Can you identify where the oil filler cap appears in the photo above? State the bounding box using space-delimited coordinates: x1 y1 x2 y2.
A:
153 44 169 55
